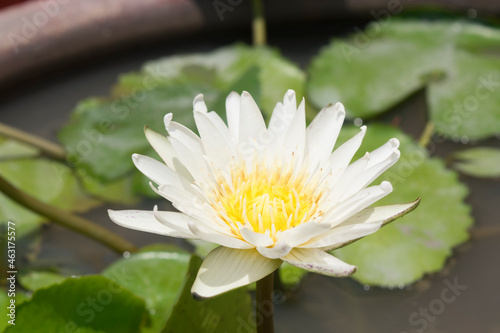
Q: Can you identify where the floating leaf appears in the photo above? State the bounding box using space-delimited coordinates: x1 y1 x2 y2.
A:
80 170 139 204
308 20 500 139
102 251 191 333
0 291 29 332
279 262 308 289
0 137 38 160
332 124 473 286
452 147 500 178
59 44 305 183
18 271 67 291
0 159 99 237
162 256 255 333
5 276 147 333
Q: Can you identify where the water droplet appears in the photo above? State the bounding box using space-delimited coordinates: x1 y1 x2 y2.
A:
363 285 370 291
149 309 156 315
452 135 460 143
398 283 405 290
123 251 131 258
354 118 363 127
460 136 469 144
467 9 477 19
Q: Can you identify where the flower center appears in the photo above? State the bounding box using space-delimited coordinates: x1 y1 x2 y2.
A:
212 163 322 239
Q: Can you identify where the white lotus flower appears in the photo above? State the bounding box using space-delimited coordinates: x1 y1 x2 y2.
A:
108 90 419 298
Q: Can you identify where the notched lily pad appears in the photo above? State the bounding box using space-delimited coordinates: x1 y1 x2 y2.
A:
332 124 473 286
308 20 500 139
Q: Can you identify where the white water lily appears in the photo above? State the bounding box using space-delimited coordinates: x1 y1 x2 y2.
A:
108 90 419 298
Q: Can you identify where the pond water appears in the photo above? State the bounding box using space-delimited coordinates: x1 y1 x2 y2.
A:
1 20 499 333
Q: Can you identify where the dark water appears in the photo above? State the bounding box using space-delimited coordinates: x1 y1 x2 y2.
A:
1 20 499 333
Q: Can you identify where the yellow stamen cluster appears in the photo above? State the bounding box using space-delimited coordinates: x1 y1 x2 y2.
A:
212 163 323 241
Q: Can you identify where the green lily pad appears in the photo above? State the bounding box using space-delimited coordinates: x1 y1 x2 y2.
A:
0 290 30 332
59 44 305 183
162 256 255 333
4 276 147 333
332 124 473 286
102 251 191 333
0 137 38 160
0 159 99 238
18 271 67 291
452 147 500 178
80 170 140 204
307 20 500 139
279 262 308 289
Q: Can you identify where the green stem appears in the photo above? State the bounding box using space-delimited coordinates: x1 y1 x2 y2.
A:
418 122 435 149
0 122 66 161
256 272 274 333
0 174 137 254
252 0 266 46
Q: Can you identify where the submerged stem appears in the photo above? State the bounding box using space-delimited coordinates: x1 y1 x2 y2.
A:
252 0 266 46
0 122 66 161
256 272 275 333
0 174 136 254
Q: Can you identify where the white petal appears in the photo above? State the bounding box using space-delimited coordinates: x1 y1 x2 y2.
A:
144 127 193 181
300 223 381 249
322 181 394 227
266 90 300 162
151 183 204 217
191 247 282 298
366 138 400 168
238 91 266 153
315 199 421 251
193 93 208 113
267 102 292 140
281 248 357 277
143 126 175 168
164 113 203 155
328 152 370 203
329 125 366 173
169 137 213 184
337 139 400 200
153 183 233 237
283 89 297 115
306 102 345 169
281 98 306 168
132 154 190 189
108 209 193 238
194 110 235 172
152 206 197 238
225 91 241 140
187 219 253 249
276 220 331 248
257 240 293 259
239 226 274 247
